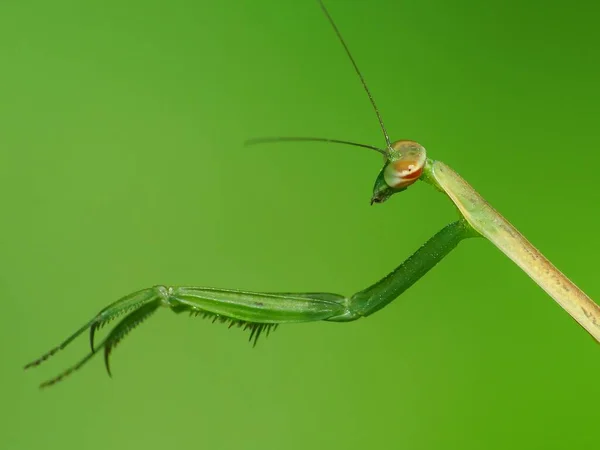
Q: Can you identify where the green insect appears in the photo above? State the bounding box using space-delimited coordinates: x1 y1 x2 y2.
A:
25 0 600 388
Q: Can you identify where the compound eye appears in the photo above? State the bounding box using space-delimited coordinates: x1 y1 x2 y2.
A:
383 141 427 189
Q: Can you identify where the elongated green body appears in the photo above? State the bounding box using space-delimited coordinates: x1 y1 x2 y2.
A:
424 160 600 342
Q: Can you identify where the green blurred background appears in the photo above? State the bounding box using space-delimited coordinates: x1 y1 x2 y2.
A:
2 0 599 448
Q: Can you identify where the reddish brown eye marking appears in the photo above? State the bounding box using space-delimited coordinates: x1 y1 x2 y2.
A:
383 140 427 189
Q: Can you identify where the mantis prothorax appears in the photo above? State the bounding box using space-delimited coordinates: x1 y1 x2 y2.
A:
25 0 600 389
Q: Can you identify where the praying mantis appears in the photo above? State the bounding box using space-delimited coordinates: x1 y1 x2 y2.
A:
25 0 600 389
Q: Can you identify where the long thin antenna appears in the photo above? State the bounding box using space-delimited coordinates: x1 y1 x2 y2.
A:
244 137 386 155
318 0 392 150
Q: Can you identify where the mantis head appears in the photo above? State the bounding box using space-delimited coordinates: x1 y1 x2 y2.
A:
371 140 427 204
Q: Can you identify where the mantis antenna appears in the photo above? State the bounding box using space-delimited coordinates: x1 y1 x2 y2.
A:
244 136 386 155
317 0 392 150
248 0 393 155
